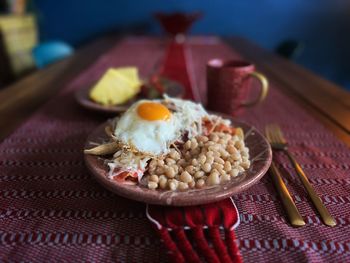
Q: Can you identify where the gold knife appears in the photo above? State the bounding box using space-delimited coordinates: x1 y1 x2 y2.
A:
269 162 305 227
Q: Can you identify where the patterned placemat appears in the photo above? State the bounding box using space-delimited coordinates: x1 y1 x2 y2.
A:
0 37 349 262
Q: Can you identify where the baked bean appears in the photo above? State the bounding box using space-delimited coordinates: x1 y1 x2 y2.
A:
219 169 226 176
178 166 184 174
198 154 206 165
177 159 187 167
233 161 240 167
236 128 244 140
235 140 244 150
208 144 220 152
149 174 159 183
180 171 192 183
214 157 225 165
209 133 219 142
166 158 176 165
170 150 181 160
184 151 192 161
148 181 158 190
194 171 204 179
207 171 220 186
220 174 230 182
148 166 156 173
219 149 229 158
196 178 205 188
230 135 237 141
213 163 224 171
206 151 214 158
190 148 200 156
205 141 215 147
206 156 214 165
165 167 176 178
191 158 199 166
190 138 198 150
155 167 164 175
168 179 179 190
231 152 241 161
224 161 232 172
188 181 195 188
171 164 179 174
157 159 164 166
184 140 191 150
217 132 225 138
212 150 220 158
241 161 251 169
197 135 208 142
158 176 167 189
202 163 212 173
178 182 189 190
241 148 249 158
218 139 226 145
224 134 232 141
185 165 196 175
230 169 239 177
227 145 238 155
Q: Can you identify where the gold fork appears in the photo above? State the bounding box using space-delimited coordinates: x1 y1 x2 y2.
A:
266 124 336 227
265 129 305 227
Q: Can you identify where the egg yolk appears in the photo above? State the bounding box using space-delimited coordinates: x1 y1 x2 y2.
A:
137 102 171 121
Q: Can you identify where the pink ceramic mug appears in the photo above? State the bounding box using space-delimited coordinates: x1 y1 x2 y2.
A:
206 59 269 116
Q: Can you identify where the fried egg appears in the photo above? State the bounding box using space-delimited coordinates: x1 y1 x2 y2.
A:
114 98 209 156
114 100 180 155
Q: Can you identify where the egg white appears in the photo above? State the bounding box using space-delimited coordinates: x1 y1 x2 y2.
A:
114 100 181 155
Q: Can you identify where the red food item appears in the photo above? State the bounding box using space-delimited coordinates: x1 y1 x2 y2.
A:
202 118 236 136
112 171 139 184
150 75 165 94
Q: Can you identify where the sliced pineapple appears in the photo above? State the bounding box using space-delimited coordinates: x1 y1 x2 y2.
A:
89 68 141 106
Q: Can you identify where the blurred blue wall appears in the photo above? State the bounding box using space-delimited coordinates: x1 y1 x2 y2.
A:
33 0 350 90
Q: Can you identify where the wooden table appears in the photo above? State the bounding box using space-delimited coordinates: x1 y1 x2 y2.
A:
1 35 349 146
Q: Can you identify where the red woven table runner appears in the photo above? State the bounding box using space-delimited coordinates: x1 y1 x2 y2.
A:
0 37 349 262
151 40 242 263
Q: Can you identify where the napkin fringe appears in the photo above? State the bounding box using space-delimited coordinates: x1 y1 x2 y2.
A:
146 197 240 231
209 227 233 262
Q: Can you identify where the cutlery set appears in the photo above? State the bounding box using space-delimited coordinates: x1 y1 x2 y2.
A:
265 124 336 227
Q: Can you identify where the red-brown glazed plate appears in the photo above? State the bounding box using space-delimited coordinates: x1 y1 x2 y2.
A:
84 115 272 206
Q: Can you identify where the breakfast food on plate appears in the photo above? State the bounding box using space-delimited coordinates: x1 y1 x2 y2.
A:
84 96 250 191
89 67 142 106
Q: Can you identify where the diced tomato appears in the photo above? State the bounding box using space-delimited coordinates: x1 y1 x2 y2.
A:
202 118 236 135
150 75 165 94
112 171 139 183
215 123 236 135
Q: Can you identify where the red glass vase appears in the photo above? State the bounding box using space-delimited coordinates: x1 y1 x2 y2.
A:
154 12 202 37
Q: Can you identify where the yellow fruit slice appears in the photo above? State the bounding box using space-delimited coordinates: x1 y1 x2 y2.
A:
89 68 141 106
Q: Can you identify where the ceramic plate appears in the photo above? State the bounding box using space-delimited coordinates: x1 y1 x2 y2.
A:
84 115 272 206
75 78 184 114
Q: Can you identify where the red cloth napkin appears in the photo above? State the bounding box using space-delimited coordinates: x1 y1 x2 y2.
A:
147 40 243 263
147 198 242 263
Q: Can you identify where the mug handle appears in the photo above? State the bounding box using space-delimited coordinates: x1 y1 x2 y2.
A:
241 71 269 107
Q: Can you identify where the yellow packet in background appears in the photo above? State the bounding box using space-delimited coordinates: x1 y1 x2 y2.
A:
89 67 142 106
